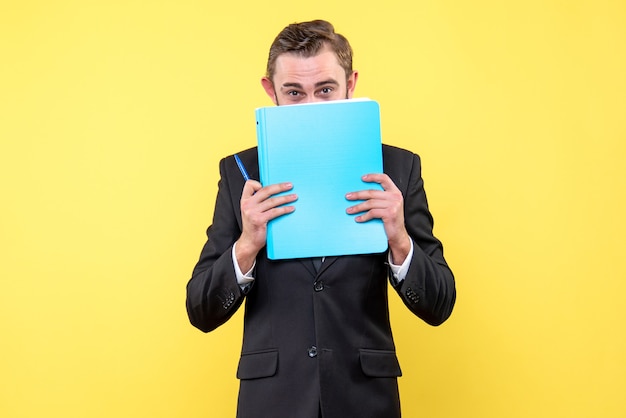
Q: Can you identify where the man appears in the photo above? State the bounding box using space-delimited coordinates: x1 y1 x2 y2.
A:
186 20 456 418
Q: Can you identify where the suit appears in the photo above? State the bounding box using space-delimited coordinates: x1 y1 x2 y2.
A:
186 144 456 418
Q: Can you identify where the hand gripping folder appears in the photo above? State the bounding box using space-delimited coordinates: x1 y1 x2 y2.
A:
255 99 388 260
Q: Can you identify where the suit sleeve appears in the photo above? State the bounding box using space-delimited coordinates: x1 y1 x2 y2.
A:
392 153 456 326
186 157 247 333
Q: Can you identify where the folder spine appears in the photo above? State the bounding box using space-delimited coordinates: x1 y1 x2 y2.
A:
255 107 277 258
255 108 268 186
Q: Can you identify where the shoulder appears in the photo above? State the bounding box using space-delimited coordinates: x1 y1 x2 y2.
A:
382 144 422 188
235 146 258 161
218 146 258 175
382 144 420 165
220 147 257 166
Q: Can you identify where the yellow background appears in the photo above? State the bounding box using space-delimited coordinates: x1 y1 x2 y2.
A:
1 1 625 417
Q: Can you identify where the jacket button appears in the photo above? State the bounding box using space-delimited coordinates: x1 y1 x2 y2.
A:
313 280 324 292
406 287 420 304
307 346 318 358
222 292 235 309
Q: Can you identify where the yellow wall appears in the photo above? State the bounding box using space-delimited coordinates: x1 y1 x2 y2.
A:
1 1 624 417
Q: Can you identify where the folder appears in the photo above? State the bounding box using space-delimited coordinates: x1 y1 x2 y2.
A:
255 98 388 260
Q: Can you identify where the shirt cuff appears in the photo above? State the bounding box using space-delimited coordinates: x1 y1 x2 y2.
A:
388 239 414 284
232 242 255 288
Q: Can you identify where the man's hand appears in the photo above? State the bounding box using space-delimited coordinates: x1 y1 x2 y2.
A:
235 180 297 272
345 174 411 265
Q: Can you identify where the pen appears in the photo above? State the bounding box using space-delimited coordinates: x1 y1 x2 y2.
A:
234 154 250 181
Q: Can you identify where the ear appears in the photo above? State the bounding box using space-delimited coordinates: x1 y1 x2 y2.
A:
261 77 278 105
346 70 359 99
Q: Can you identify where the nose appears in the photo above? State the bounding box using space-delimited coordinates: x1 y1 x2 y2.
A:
303 96 325 104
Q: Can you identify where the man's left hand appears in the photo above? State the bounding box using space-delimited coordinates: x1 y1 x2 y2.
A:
345 173 411 264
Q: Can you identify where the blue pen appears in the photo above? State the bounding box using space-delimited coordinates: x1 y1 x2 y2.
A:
234 154 250 181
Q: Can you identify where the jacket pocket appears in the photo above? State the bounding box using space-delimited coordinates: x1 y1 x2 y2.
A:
359 349 402 377
236 348 278 380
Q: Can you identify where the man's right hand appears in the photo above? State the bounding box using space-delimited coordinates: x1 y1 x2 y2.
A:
235 180 297 272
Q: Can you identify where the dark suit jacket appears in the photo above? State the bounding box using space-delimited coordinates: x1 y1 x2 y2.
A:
186 145 456 418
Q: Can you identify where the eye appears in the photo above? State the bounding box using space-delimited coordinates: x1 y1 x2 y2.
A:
320 87 333 95
287 90 300 96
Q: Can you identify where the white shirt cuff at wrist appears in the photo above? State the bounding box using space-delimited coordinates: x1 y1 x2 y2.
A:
232 242 255 287
388 239 414 283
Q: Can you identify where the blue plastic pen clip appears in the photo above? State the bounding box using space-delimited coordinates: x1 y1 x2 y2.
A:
234 154 250 181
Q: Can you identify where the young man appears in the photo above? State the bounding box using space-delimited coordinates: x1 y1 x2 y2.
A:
186 20 456 418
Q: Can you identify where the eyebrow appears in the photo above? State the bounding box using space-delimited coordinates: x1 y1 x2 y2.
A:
280 79 340 90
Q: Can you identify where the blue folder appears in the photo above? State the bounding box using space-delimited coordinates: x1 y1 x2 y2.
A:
255 98 388 260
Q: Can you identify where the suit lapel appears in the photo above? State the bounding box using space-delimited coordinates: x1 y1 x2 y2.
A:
318 256 339 275
298 256 339 277
309 256 339 276
300 258 317 277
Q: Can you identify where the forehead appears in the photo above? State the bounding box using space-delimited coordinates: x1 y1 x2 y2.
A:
272 48 346 83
